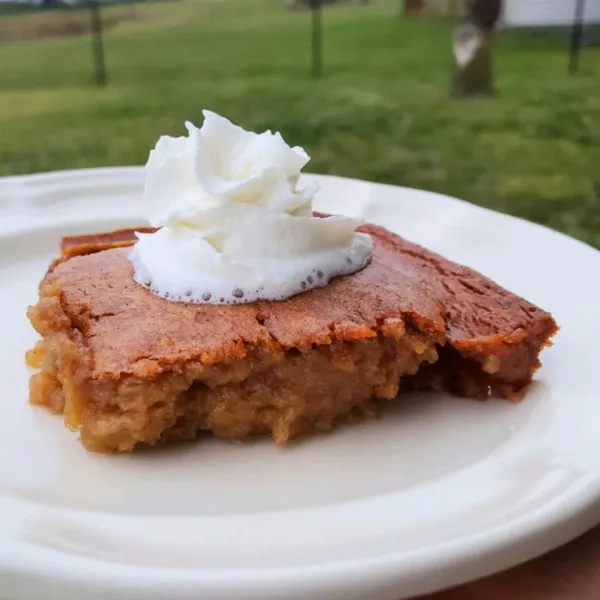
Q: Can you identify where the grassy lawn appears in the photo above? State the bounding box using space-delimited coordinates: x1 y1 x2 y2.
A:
0 0 599 247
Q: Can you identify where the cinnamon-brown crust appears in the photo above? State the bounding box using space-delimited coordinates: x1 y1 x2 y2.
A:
362 223 558 397
60 227 156 259
47 227 156 275
32 223 557 399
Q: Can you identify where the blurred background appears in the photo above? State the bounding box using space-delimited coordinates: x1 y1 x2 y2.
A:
0 0 598 246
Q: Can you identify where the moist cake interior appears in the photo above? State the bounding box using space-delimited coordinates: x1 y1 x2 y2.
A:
28 289 439 452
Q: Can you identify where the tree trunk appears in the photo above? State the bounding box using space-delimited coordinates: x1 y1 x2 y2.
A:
404 0 424 18
452 0 501 98
452 23 494 97
466 0 502 31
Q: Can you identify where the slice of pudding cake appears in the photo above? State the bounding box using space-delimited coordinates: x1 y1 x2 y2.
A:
26 224 557 453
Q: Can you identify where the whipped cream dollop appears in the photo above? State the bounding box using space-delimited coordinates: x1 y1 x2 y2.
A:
130 110 373 304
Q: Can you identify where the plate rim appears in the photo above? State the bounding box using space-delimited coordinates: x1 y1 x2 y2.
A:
3 165 600 258
2 167 600 600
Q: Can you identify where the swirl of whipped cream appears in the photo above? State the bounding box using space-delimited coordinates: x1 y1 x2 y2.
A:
130 110 373 304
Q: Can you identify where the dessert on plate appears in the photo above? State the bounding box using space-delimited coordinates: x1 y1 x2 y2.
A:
26 112 558 453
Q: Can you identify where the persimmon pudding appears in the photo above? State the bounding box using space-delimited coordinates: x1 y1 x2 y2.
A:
26 112 557 452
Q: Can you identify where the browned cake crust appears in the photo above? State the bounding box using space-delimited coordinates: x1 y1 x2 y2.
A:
27 223 557 452
46 227 156 274
60 227 156 259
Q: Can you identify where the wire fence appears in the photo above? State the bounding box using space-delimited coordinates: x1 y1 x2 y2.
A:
0 0 140 46
1 0 598 90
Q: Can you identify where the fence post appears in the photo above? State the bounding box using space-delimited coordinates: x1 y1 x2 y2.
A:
88 0 107 87
569 0 586 74
311 0 323 77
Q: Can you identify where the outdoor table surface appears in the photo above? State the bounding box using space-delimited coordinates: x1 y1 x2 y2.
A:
417 525 600 600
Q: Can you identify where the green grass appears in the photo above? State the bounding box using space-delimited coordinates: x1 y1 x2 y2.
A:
1 0 599 247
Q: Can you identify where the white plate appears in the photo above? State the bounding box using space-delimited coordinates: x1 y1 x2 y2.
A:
1 168 600 600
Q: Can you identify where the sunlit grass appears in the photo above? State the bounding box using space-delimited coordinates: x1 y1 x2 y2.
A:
0 0 599 246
